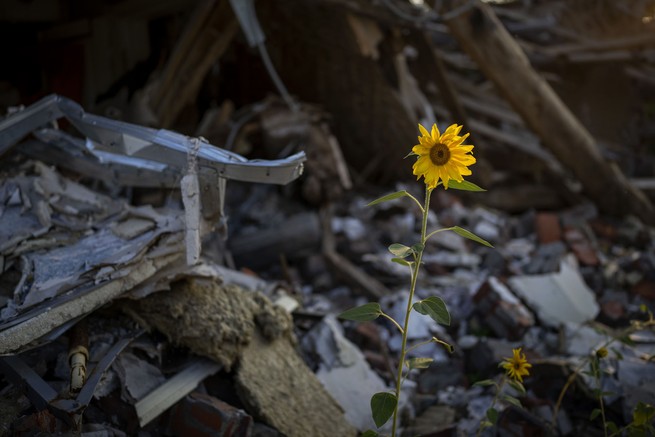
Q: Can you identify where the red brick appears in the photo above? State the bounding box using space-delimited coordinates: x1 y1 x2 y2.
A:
535 213 561 244
169 392 252 437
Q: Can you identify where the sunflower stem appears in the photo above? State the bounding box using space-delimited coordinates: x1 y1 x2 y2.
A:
391 187 431 437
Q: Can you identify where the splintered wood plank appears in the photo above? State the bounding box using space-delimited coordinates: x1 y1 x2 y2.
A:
149 0 238 127
440 0 655 222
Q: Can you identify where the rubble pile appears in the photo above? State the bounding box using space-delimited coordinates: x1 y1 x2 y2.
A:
1 0 655 435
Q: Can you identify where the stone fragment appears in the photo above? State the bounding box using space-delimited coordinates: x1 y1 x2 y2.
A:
403 405 456 437
564 227 599 266
473 277 535 340
523 241 567 274
599 299 626 323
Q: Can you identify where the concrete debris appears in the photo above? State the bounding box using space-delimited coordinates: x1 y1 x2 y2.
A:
301 316 388 431
474 277 535 340
508 259 601 327
235 331 357 437
114 352 166 404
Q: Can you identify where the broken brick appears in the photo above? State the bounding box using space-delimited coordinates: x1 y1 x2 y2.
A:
169 392 253 437
535 212 561 244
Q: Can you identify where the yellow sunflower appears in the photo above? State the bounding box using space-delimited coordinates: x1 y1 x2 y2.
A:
500 348 532 383
412 123 476 189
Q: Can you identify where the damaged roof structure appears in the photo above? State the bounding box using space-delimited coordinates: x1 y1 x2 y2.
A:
1 0 655 435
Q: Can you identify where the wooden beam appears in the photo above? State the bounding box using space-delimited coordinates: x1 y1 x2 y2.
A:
440 0 655 222
149 0 238 128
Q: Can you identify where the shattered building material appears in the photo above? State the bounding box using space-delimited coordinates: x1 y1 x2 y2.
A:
135 359 221 427
236 331 358 437
301 315 389 432
0 329 140 428
1 0 655 434
0 94 306 355
130 278 293 371
147 0 239 128
508 259 600 327
473 277 535 341
439 0 655 222
167 391 253 437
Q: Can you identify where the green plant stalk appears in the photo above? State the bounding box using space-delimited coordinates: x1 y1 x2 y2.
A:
592 359 609 437
551 314 655 430
391 188 432 437
476 377 506 437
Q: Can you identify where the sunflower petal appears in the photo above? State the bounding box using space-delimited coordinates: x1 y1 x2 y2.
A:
418 123 430 138
431 124 440 142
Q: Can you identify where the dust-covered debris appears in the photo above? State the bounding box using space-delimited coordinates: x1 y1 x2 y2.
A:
133 279 293 371
235 331 358 437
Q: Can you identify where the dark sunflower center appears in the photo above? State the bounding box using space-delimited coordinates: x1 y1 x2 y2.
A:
429 143 450 166
514 363 521 370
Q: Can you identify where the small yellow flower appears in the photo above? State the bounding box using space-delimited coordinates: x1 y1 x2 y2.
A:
596 347 608 359
501 348 532 383
412 123 476 189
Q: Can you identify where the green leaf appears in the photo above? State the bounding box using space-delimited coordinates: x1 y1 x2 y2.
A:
501 394 522 408
388 243 413 258
633 402 655 426
338 303 382 322
361 431 378 437
407 357 434 370
371 392 397 428
411 243 424 254
450 226 493 248
507 379 526 395
606 422 618 434
391 257 412 267
447 179 486 192
413 296 451 326
590 408 601 422
486 407 499 424
368 191 411 207
472 379 497 388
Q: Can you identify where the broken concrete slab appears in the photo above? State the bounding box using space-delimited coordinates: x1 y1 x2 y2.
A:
236 331 357 437
301 316 388 431
508 259 600 327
